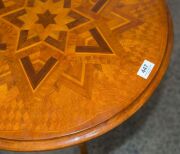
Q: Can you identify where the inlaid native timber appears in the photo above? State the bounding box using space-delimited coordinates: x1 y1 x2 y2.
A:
0 0 173 152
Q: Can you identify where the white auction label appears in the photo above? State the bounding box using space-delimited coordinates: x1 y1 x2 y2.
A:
137 60 155 79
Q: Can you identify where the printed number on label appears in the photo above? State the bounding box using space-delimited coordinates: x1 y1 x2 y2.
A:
137 60 155 79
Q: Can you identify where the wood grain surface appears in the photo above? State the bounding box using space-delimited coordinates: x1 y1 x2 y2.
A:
0 0 173 151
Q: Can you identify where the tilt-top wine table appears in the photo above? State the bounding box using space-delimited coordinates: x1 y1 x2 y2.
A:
0 0 173 153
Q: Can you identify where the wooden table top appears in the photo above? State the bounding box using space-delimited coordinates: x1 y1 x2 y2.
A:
0 0 173 151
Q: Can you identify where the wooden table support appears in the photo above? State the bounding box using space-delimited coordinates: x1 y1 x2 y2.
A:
79 143 88 154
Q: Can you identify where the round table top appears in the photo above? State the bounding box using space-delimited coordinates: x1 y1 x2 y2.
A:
0 0 173 151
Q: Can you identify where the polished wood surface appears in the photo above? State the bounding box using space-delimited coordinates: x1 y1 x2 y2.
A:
0 0 173 151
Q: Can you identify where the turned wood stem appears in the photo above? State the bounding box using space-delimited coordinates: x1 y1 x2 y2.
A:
79 143 88 154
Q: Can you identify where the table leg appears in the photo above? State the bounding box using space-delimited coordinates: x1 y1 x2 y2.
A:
79 143 88 154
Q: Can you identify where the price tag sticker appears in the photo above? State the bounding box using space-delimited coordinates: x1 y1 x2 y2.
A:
137 60 155 79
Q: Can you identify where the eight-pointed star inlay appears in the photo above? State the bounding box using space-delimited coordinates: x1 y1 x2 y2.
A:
0 0 141 96
3 0 90 51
